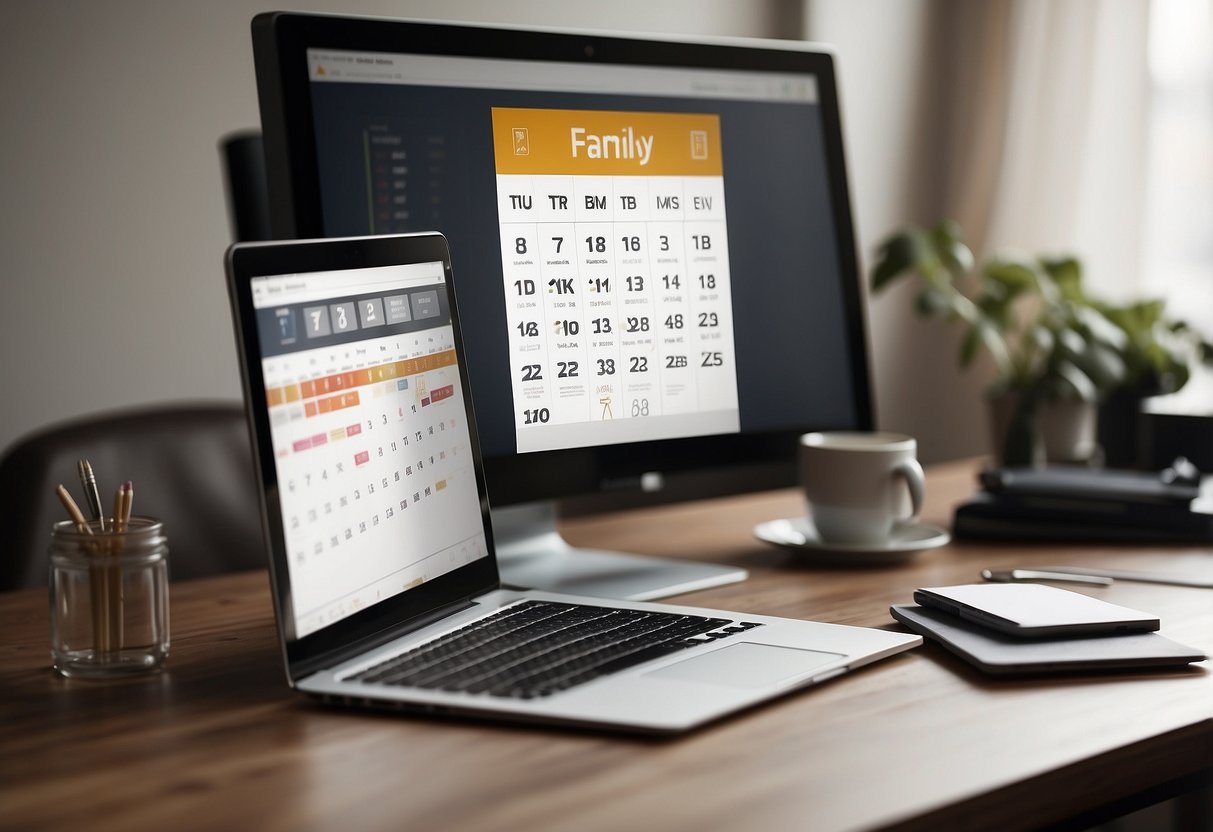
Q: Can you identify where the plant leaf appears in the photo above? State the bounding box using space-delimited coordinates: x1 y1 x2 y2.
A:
1074 306 1129 351
871 230 934 291
1041 256 1083 300
1029 325 1055 354
1056 326 1087 358
959 326 981 368
977 320 1013 376
1054 360 1098 401
915 287 950 316
983 256 1037 293
1073 343 1126 389
929 220 974 277
1135 299 1165 328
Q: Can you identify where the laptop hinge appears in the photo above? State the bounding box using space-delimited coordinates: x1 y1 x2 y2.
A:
292 597 479 681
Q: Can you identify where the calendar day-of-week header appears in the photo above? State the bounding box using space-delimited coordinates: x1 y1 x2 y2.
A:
491 107 723 176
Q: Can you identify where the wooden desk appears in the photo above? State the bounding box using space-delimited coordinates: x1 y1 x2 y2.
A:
2 460 1210 831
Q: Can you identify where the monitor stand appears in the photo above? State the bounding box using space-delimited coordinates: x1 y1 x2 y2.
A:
492 502 747 601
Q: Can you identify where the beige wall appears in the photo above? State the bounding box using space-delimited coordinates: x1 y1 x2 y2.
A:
1 0 984 464
806 0 990 463
0 0 792 453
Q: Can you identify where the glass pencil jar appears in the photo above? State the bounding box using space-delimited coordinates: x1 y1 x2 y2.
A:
48 517 170 678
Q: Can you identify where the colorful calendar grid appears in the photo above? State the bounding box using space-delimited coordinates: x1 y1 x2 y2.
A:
491 107 740 454
259 298 483 638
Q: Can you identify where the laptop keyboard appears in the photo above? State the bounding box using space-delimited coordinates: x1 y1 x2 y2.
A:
349 600 763 700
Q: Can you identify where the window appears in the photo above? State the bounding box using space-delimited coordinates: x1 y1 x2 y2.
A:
1142 0 1213 339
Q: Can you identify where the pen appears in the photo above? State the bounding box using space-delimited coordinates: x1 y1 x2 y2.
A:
1039 565 1213 590
56 484 93 534
78 459 105 531
983 566 1213 589
981 568 1113 587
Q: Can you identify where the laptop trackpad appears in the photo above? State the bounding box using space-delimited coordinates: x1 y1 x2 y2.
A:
645 642 845 689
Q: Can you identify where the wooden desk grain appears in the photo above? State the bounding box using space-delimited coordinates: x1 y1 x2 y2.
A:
2 460 1210 831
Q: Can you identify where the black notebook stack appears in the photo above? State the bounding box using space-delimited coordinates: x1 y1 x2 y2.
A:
952 462 1213 543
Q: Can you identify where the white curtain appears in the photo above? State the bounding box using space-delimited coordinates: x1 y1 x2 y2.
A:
940 0 1152 299
804 0 1156 461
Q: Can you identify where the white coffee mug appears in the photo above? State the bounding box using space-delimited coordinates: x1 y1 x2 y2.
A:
800 431 925 545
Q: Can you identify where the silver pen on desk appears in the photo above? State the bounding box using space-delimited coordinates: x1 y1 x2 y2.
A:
981 568 1113 587
982 566 1213 589
1039 565 1213 589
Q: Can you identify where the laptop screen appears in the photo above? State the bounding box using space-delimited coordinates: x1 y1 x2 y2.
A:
250 260 489 638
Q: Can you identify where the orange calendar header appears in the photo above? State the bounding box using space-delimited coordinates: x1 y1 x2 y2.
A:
492 107 723 176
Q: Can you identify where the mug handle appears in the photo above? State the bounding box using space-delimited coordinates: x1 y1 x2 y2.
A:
894 459 925 522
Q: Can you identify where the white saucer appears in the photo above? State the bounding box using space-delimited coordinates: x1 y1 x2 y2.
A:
753 517 951 565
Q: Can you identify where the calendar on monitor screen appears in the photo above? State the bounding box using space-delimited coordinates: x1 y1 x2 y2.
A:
491 108 740 453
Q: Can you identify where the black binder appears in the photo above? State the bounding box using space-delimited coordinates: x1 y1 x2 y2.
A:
953 465 1213 543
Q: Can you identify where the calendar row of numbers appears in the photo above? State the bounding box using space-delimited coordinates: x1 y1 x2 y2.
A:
503 223 723 267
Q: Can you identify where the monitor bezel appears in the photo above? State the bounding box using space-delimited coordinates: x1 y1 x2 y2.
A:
226 232 500 680
252 12 874 509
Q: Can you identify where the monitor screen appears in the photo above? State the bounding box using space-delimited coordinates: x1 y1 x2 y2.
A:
254 15 871 510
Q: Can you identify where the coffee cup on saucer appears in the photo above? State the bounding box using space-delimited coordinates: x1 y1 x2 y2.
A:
800 431 924 545
753 431 949 562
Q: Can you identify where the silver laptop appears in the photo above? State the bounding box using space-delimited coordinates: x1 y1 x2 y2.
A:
226 233 920 734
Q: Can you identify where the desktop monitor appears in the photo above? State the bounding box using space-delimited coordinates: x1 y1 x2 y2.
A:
252 13 872 599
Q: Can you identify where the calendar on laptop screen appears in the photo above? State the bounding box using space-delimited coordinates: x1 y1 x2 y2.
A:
251 263 487 637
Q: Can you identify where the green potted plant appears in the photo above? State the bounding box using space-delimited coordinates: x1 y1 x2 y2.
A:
1094 298 1209 466
869 220 1134 465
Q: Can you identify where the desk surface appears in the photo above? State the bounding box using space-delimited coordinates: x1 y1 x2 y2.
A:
2 460 1211 831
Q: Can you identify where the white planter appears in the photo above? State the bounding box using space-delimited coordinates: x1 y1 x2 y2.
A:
988 394 1099 465
1038 398 1099 463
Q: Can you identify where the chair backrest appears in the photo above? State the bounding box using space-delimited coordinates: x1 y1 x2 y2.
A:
0 402 265 590
220 130 272 243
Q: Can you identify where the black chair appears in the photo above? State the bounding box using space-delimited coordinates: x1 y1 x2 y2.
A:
219 130 272 243
0 402 265 590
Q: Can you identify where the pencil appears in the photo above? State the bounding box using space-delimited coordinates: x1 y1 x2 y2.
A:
56 484 93 534
113 485 124 533
112 480 134 651
121 481 133 531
